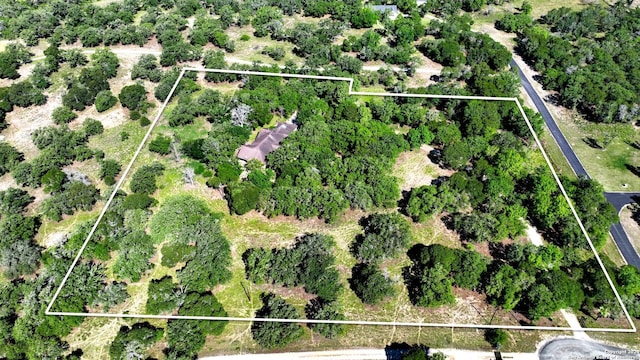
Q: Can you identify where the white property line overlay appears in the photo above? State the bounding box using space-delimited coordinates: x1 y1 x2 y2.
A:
46 67 636 333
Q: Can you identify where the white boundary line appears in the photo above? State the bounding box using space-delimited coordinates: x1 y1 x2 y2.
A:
46 67 636 333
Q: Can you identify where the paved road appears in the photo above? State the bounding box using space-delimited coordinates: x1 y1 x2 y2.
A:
539 338 640 360
606 192 640 213
511 60 640 270
510 60 589 177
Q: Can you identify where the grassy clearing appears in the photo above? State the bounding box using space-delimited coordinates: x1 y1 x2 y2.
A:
392 145 451 191
553 114 640 191
88 120 147 167
35 207 100 248
539 129 577 180
588 319 640 350
470 0 593 26
600 235 627 267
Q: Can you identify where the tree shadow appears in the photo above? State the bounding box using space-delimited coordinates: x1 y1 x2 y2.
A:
544 93 562 106
625 164 640 178
398 190 412 217
582 137 603 149
532 74 544 84
406 243 427 263
428 148 442 165
440 214 455 231
488 242 508 262
384 343 430 360
625 140 640 151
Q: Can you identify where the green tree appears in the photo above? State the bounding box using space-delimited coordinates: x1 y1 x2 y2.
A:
251 293 304 349
146 276 184 314
349 263 395 304
0 142 24 176
226 182 261 215
95 90 117 112
178 292 228 335
109 322 162 360
113 231 155 282
118 84 147 110
485 264 533 311
52 106 77 125
129 163 164 194
305 298 345 338
351 213 412 263
0 188 33 214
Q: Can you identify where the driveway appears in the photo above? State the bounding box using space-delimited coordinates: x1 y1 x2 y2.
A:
539 338 640 360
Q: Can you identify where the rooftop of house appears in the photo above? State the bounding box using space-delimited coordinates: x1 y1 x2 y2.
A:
237 122 298 163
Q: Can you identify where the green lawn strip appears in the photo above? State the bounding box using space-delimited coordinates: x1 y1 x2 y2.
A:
620 207 640 257
588 318 640 350
539 129 577 180
600 236 626 268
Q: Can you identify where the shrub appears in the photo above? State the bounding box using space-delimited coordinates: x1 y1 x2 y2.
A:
216 161 242 184
119 84 147 110
130 110 141 120
99 159 121 183
139 116 151 126
161 243 196 267
226 182 260 215
83 118 104 136
240 34 250 41
149 135 171 155
95 90 117 112
52 106 77 124
122 193 157 210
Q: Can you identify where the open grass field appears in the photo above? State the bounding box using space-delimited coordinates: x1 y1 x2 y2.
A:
552 113 640 191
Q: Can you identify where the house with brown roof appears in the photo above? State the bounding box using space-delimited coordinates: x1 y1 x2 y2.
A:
237 122 297 163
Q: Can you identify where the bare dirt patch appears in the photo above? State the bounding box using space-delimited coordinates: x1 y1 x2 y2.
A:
0 173 17 191
620 207 640 256
393 145 453 191
3 92 61 159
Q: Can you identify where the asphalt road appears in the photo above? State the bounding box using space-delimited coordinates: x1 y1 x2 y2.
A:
510 60 589 177
511 60 640 270
539 338 640 360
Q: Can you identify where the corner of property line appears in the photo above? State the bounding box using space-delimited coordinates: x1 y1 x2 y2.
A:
44 68 635 333
513 98 635 332
45 68 188 315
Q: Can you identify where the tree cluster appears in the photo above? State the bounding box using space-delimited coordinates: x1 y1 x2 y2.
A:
515 3 640 123
244 233 342 301
149 195 232 292
404 244 487 307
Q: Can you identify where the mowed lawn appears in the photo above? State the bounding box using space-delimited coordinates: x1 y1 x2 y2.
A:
553 116 640 191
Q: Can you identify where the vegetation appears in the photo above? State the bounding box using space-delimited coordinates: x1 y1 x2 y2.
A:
511 3 640 124
0 0 637 356
244 233 342 301
251 293 304 349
